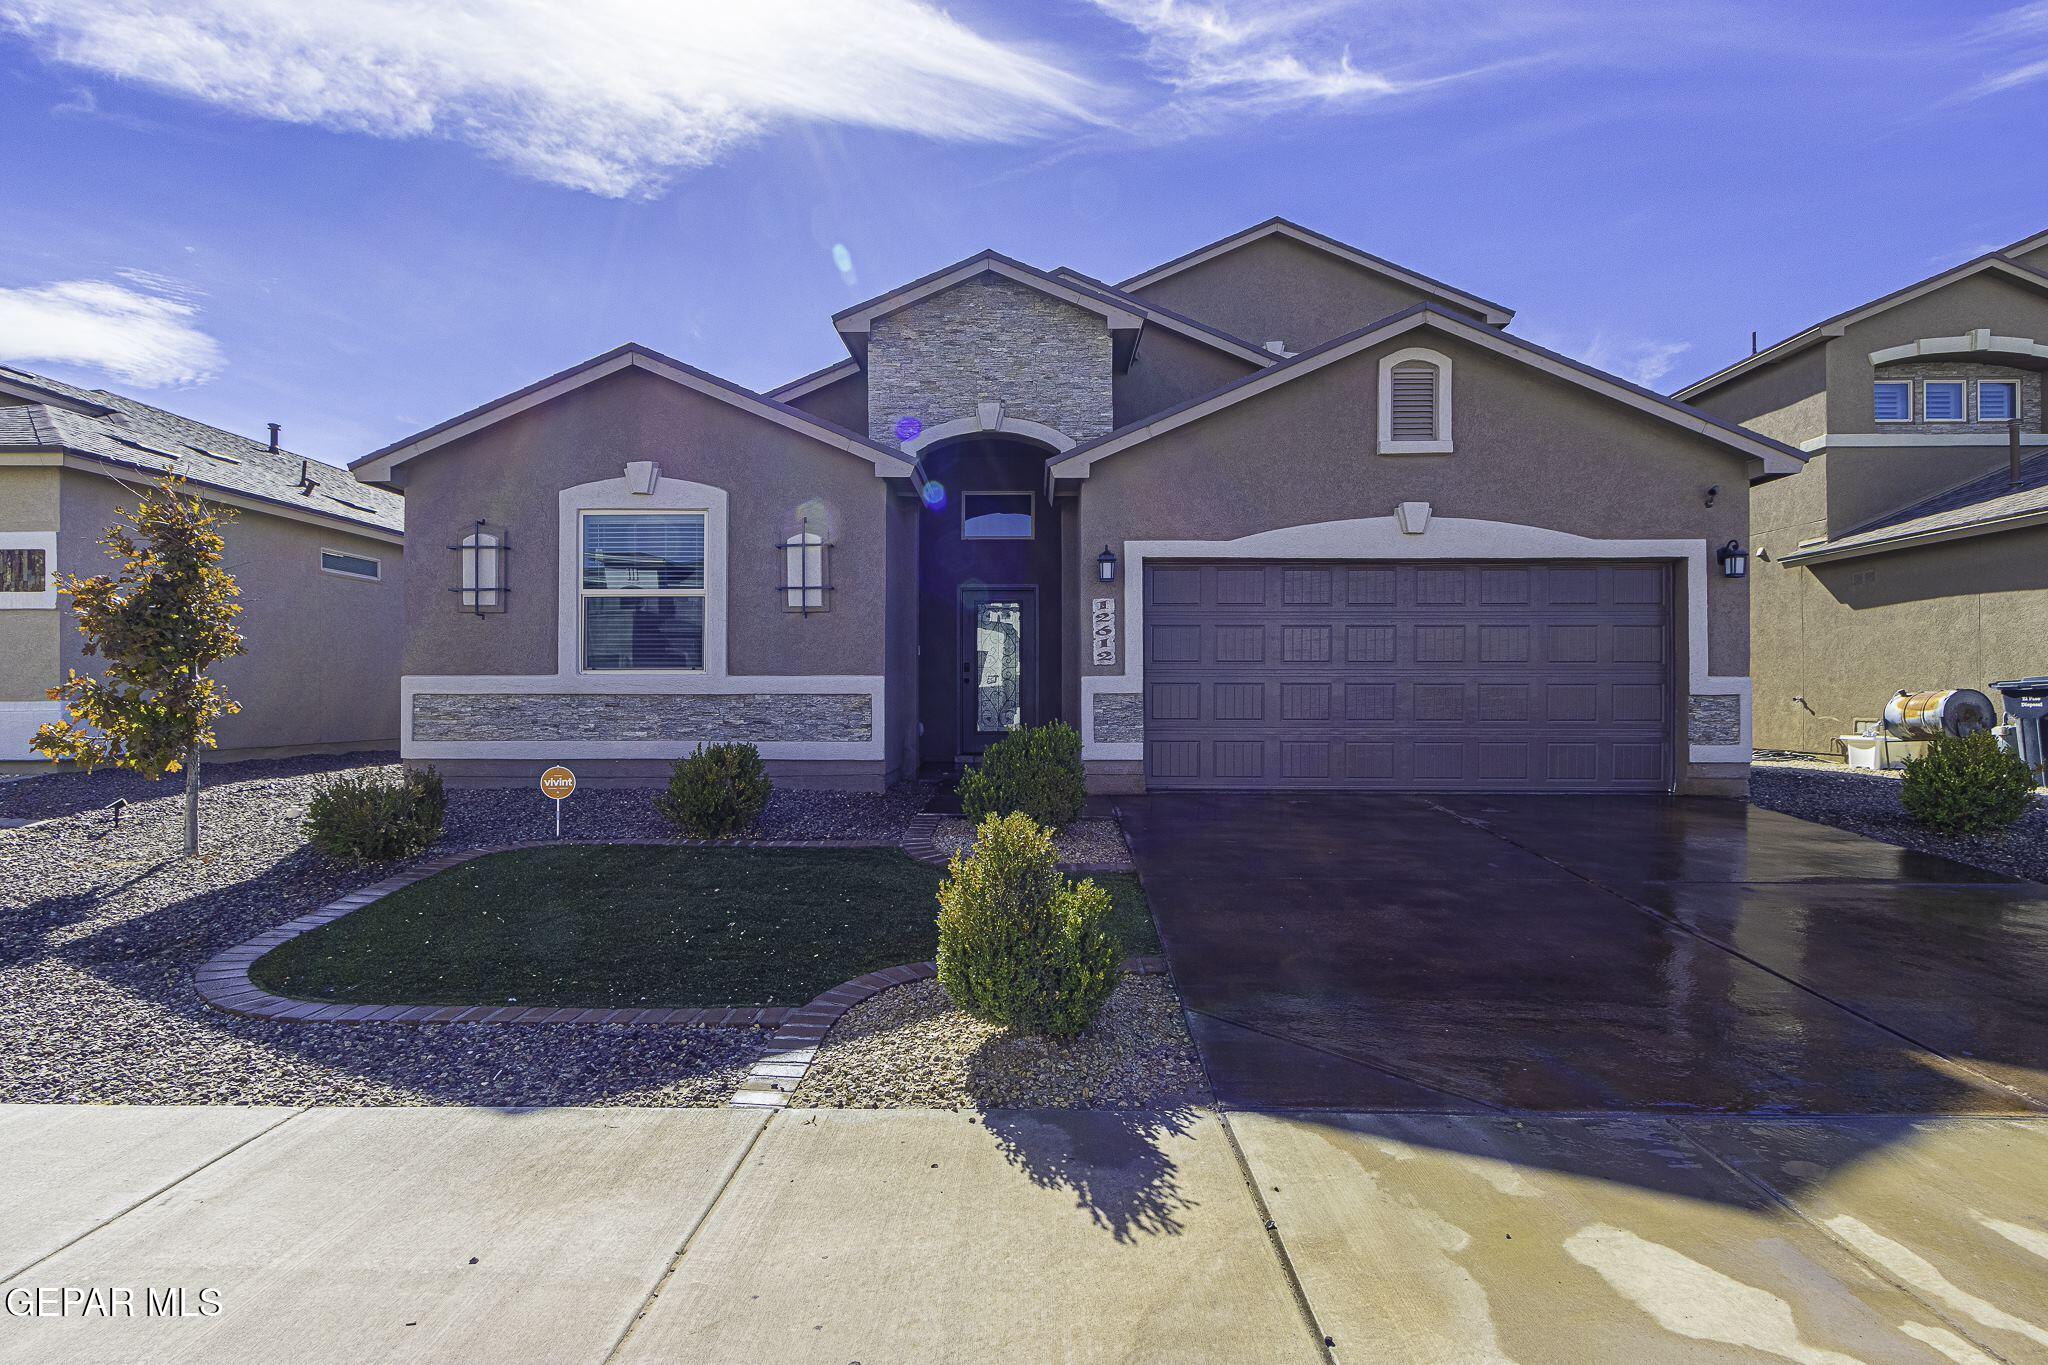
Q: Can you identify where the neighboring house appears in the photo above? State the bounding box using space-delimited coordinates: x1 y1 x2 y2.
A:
0 366 404 768
352 217 1798 796
1678 229 2048 755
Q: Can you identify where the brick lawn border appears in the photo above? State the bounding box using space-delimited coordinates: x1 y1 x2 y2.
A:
730 955 1170 1109
194 837 891 1028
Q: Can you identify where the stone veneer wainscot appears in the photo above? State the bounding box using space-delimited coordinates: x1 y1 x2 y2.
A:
413 692 873 743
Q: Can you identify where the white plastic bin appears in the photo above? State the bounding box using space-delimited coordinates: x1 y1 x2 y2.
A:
1840 735 1926 771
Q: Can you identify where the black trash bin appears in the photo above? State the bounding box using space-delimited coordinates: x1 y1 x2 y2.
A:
1991 677 2048 782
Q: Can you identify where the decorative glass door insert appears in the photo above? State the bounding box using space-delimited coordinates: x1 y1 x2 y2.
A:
974 600 1024 733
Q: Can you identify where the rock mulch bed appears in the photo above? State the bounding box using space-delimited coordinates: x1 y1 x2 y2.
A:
1751 757 2048 885
929 816 1133 871
790 975 1211 1110
0 753 930 1107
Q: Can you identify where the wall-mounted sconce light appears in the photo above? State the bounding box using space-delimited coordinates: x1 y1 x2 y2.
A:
1717 539 1748 579
1096 545 1118 583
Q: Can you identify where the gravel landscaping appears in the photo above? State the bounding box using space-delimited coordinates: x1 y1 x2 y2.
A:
931 816 1133 870
1751 756 2048 884
0 753 932 1106
791 974 1210 1110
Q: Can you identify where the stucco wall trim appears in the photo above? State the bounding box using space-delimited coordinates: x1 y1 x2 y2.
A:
0 532 58 609
1079 514 1749 767
1799 432 2048 451
557 473 730 679
1869 331 2048 365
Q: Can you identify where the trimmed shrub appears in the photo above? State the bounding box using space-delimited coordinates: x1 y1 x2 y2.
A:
305 767 447 863
1900 731 2038 835
657 742 771 838
936 811 1121 1039
958 720 1085 831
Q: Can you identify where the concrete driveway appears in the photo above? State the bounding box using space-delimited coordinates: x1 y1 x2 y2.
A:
1119 792 2048 1115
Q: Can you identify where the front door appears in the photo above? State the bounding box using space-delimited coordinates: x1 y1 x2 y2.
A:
959 587 1037 756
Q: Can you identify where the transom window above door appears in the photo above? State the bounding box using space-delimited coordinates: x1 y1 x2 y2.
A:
580 511 706 671
961 493 1034 539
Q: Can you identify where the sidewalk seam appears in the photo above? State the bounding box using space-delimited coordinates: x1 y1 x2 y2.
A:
1215 1111 1340 1365
0 1106 309 1287
600 1109 774 1364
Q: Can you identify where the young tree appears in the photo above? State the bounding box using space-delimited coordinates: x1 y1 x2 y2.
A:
32 475 245 854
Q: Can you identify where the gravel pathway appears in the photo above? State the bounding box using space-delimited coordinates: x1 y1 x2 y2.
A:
1751 757 2048 884
791 975 1211 1110
0 754 931 1106
931 816 1133 870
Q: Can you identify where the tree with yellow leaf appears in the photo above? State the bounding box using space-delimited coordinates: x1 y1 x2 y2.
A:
33 476 245 855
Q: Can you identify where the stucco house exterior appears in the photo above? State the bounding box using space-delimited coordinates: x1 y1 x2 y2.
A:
352 218 1800 796
1678 228 2048 754
0 366 404 769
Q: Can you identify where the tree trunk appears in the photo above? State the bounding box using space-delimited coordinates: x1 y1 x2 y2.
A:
184 745 201 856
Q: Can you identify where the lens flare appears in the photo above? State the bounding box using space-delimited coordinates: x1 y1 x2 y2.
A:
894 416 924 443
920 479 947 510
830 243 856 286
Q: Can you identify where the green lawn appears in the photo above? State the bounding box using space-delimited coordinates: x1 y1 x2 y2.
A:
250 845 1157 1009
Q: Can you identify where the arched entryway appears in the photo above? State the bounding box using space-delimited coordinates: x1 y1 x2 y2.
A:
912 433 1070 768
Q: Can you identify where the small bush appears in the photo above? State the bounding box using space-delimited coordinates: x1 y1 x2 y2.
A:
1900 731 2038 835
936 811 1121 1039
958 720 1085 831
657 742 771 838
305 766 447 863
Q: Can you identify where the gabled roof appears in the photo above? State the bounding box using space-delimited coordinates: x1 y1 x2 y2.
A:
1046 268 1277 366
1050 304 1804 479
0 364 403 536
2004 226 2048 260
1782 447 2048 565
349 343 913 484
1116 217 1515 327
766 358 861 403
1675 252 2048 401
831 250 1146 366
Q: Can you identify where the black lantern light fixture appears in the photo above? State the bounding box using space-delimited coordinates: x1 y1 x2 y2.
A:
1717 539 1748 579
1096 545 1118 583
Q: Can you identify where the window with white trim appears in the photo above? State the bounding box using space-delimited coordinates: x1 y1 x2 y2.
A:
580 511 706 671
1377 348 1453 453
1923 380 1965 422
1873 380 1912 423
320 548 380 581
1980 380 2018 422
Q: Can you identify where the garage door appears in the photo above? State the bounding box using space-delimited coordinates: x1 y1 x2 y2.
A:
1142 561 1673 792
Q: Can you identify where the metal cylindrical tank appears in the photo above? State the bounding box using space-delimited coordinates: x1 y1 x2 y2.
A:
1884 689 1997 740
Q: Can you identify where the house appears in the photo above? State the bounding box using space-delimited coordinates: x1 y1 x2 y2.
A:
1677 229 2048 755
351 218 1799 796
0 366 404 768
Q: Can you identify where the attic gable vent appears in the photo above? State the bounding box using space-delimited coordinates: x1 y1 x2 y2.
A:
1389 361 1440 440
1377 347 1454 455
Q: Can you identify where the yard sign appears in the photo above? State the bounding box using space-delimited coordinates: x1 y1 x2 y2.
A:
541 765 575 837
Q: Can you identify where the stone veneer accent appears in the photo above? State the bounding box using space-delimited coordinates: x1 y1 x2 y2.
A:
866 275 1114 447
1091 692 1145 744
413 691 872 743
1875 361 2042 435
1688 694 1743 746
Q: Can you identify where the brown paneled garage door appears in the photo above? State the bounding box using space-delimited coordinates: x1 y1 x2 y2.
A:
1142 561 1673 792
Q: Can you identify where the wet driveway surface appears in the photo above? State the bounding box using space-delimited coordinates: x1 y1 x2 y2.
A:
1119 793 2048 1115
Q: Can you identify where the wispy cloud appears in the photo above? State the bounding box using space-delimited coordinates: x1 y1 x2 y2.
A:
0 0 1106 198
1084 0 1554 129
1547 330 1692 389
1962 2 2048 97
0 274 224 387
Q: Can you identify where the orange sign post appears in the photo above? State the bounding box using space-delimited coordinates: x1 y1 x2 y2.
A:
540 766 575 837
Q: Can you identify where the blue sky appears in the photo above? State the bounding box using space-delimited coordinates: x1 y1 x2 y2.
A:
2 1 2045 466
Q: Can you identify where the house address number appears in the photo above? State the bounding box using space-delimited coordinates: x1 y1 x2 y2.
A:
1091 597 1117 666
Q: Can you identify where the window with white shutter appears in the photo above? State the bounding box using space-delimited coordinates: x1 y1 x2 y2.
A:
1378 348 1454 453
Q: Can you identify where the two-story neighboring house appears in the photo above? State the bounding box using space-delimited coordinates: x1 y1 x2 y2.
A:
351 218 1799 797
0 366 405 769
1678 230 2048 754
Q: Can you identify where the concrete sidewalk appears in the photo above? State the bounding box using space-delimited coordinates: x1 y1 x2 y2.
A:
5 1104 2047 1363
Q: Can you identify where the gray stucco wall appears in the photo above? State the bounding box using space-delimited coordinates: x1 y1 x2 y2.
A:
865 275 1114 448
1682 346 1829 449
1130 234 1485 355
0 466 61 709
56 467 404 755
1072 330 1756 787
392 366 892 683
785 371 868 435
1114 328 1262 428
